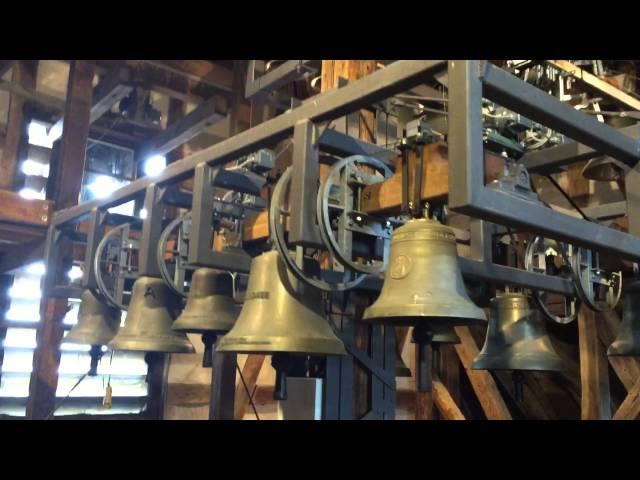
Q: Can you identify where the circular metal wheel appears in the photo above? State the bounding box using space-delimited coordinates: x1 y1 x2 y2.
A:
570 246 622 312
270 166 366 292
157 212 193 297
316 155 394 275
94 223 139 311
524 236 579 324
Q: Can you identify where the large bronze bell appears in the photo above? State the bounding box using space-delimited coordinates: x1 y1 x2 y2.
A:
608 282 640 356
108 276 195 353
173 269 237 335
64 289 121 346
363 218 486 328
217 250 346 356
472 292 563 372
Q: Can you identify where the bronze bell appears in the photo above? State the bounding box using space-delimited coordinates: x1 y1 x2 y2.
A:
64 289 121 346
173 268 238 367
608 282 640 356
363 218 486 328
108 276 195 353
582 157 625 182
432 324 460 345
217 250 346 356
173 269 237 335
472 292 563 371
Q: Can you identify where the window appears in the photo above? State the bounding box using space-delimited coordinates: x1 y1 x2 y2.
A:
0 262 148 417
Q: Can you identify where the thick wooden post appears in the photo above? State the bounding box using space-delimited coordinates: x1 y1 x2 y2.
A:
0 61 38 190
578 307 611 419
26 60 95 420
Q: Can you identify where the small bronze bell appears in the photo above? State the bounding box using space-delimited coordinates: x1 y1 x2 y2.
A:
472 292 563 372
217 250 346 356
582 157 625 182
608 282 640 356
173 268 238 367
108 276 194 353
64 289 121 346
363 218 486 328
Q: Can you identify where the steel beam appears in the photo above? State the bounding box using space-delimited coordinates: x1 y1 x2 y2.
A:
448 60 640 261
481 63 640 168
52 60 447 226
245 60 316 101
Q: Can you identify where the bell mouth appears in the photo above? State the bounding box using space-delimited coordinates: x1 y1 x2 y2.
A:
64 333 114 346
472 353 564 372
217 336 346 356
108 336 195 354
362 309 486 328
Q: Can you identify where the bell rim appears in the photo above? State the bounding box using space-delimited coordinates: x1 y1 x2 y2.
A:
172 313 236 335
607 342 640 356
64 333 116 346
471 353 565 372
217 336 346 356
362 308 486 327
108 336 195 354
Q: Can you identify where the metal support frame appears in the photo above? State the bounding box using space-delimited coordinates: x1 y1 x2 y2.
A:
245 60 316 101
448 60 640 261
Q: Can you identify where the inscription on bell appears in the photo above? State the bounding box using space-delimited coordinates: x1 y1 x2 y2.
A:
246 291 270 301
390 255 412 279
392 230 455 244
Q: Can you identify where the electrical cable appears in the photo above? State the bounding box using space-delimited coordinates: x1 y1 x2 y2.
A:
544 174 593 222
46 371 89 419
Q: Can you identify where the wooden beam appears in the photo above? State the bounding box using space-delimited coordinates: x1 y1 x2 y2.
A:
136 95 228 160
0 190 52 226
145 60 233 93
613 379 640 420
0 60 15 79
0 61 38 190
234 354 266 419
0 238 45 274
596 310 640 392
546 60 640 112
0 79 65 113
578 307 611 419
454 326 512 419
49 67 133 140
49 60 96 209
433 378 465 420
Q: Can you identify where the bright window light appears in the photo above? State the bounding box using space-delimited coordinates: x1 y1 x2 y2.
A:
87 175 125 199
63 302 80 326
18 188 46 200
6 303 41 323
25 261 46 277
139 208 148 219
21 159 50 177
143 155 166 177
3 328 37 349
60 343 91 352
67 265 83 282
27 121 54 148
107 200 135 217
48 122 63 143
8 286 42 301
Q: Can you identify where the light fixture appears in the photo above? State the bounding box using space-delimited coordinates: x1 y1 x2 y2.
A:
139 208 148 219
143 155 166 177
87 175 123 199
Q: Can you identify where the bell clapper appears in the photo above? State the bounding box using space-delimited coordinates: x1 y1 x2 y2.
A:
412 326 434 393
272 353 290 401
88 345 104 377
201 332 218 369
